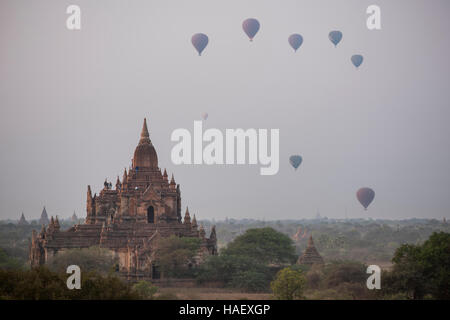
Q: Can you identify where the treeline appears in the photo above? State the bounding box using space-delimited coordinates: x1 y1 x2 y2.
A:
1 218 448 268
0 226 448 299
157 228 450 299
208 218 449 263
0 267 161 300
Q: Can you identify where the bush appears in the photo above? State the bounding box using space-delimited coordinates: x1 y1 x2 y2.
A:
271 267 306 300
46 246 118 275
0 267 139 300
229 270 272 293
132 281 158 299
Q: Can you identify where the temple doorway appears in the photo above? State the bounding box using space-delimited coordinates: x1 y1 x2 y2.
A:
147 206 154 223
152 264 160 279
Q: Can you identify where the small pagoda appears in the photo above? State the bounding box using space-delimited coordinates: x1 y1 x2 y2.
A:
39 206 49 226
18 213 29 226
297 235 324 266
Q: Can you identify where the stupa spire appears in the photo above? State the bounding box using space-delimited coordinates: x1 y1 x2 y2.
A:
139 118 151 145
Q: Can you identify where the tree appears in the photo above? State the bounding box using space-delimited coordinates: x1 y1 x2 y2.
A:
222 228 297 265
46 246 118 275
384 232 450 299
196 227 297 292
270 267 306 300
0 248 24 270
156 236 201 278
323 261 367 288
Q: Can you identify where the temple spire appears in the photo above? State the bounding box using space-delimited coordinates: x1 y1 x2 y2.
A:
170 174 176 189
199 224 206 238
139 118 151 145
210 225 216 240
123 168 128 184
54 216 60 230
184 207 191 224
18 212 28 225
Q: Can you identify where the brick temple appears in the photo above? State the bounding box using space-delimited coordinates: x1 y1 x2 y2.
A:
30 119 217 280
297 235 324 265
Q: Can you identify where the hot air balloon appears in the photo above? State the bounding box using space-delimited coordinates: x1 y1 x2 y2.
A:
201 112 208 121
242 18 260 41
191 33 209 56
288 34 303 52
351 54 364 68
356 187 375 210
328 31 343 47
289 155 303 170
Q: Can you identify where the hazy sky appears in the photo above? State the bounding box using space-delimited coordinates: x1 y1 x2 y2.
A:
1 0 449 221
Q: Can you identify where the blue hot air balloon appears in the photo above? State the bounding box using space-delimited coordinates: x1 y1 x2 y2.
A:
328 31 343 47
288 34 303 52
289 155 303 170
351 54 364 68
242 18 260 41
191 33 209 56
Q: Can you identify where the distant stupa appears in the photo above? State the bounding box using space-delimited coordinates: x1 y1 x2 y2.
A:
18 213 29 226
39 206 49 226
297 235 324 266
72 211 78 222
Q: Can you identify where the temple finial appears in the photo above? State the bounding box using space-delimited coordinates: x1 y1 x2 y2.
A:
139 118 151 144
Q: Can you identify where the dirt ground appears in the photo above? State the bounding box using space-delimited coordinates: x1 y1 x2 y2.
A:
155 287 273 300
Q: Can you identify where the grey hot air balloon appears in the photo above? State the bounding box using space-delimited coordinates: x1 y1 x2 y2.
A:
201 112 208 121
242 18 260 41
351 54 364 68
328 31 343 47
191 33 209 56
356 187 375 210
289 155 303 170
288 34 303 52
